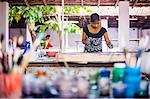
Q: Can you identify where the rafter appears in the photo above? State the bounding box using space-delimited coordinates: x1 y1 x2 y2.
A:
2 0 150 7
98 0 100 7
115 0 119 7
42 0 47 6
132 0 138 8
24 0 30 6
81 0 83 6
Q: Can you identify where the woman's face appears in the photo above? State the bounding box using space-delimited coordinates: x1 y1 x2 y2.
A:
90 21 101 28
46 37 50 41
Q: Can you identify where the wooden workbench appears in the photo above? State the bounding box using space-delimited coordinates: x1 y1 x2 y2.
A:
27 52 150 80
28 52 125 67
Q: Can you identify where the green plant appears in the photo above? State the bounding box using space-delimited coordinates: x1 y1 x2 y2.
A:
64 23 82 34
9 6 26 24
9 6 92 34
64 6 93 14
9 6 57 32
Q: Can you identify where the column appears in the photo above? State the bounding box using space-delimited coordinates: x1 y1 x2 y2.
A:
118 1 130 50
64 17 68 49
61 0 65 52
0 2 9 52
56 6 62 49
101 19 108 52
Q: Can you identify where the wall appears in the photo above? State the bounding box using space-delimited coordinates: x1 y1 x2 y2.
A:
9 28 150 51
9 28 26 46
45 29 60 48
142 29 150 50
67 28 140 52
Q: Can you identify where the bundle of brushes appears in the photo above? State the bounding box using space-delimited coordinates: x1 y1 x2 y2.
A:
124 34 149 68
0 32 45 74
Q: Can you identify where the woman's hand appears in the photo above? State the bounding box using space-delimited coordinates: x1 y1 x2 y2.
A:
82 40 91 46
107 42 113 49
104 32 114 49
85 40 91 46
82 32 91 46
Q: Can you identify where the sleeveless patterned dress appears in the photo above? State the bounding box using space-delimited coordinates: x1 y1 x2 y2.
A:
83 26 107 53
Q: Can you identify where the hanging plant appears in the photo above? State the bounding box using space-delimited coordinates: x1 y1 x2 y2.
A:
9 6 26 25
9 6 57 32
64 6 80 14
64 23 82 34
36 18 60 32
9 6 92 34
64 6 93 14
63 6 92 34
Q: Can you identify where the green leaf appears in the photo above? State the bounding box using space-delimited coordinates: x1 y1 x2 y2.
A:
9 6 85 34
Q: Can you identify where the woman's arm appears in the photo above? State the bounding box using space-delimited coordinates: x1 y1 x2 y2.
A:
82 32 90 45
104 32 113 49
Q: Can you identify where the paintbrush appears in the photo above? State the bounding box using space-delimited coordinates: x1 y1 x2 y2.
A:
20 32 45 73
1 52 7 73
129 54 137 68
0 35 2 66
16 36 24 66
12 36 18 51
0 34 8 73
124 48 131 66
12 48 21 73
11 36 24 73
7 40 14 72
62 57 70 76
18 35 24 46
136 35 149 67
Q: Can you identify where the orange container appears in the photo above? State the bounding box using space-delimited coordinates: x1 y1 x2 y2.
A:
46 52 57 57
0 73 22 98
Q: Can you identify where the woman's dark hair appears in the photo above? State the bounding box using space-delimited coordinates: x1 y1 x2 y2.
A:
46 35 50 38
90 13 100 22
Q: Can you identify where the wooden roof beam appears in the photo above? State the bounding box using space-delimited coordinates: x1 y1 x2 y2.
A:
115 0 119 8
81 0 84 6
42 0 47 6
98 0 100 7
24 0 30 6
132 0 138 8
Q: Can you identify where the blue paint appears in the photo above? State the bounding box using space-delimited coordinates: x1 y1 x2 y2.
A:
124 66 141 98
23 41 30 55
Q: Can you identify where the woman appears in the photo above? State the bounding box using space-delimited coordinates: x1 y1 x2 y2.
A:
44 35 53 49
82 13 113 53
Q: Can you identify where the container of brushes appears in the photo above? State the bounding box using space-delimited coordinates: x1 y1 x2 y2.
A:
0 73 23 98
124 65 141 98
0 72 4 98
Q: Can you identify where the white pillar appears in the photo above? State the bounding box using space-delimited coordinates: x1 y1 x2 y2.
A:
0 2 9 52
56 6 62 49
101 19 108 52
61 0 65 52
118 1 129 50
64 17 69 49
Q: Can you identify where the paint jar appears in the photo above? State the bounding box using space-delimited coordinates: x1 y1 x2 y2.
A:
0 73 22 98
124 66 141 98
135 80 149 98
112 63 126 83
98 68 110 96
112 81 126 98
